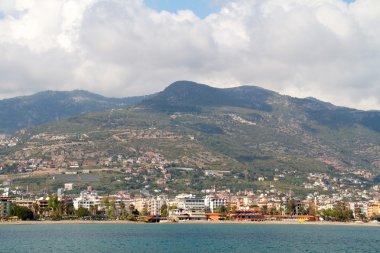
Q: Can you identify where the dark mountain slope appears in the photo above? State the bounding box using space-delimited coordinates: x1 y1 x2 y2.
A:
0 90 146 133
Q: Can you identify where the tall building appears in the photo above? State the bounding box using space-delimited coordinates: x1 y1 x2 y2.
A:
205 195 227 213
0 197 12 219
367 202 380 218
73 191 101 210
147 195 167 216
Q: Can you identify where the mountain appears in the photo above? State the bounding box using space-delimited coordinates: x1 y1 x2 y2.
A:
0 90 147 133
3 81 380 194
145 81 275 113
148 81 380 132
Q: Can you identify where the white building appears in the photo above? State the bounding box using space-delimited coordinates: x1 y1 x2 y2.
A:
349 202 368 219
64 183 73 191
177 198 205 211
205 195 227 212
73 191 101 210
147 196 167 216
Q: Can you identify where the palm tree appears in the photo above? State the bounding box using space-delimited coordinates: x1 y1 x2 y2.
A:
129 204 135 213
120 202 126 219
48 194 62 219
89 205 97 217
32 203 40 219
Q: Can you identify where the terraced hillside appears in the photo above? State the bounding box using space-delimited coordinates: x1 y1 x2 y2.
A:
2 81 380 195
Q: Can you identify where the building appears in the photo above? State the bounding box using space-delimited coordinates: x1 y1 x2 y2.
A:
11 198 34 208
204 195 227 212
73 191 101 210
147 196 167 216
0 197 12 219
133 197 147 213
169 208 207 221
64 183 73 191
367 202 380 218
169 195 206 221
349 202 368 219
177 198 205 211
230 209 264 221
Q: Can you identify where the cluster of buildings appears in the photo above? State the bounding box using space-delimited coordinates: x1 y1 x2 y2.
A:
1 133 380 223
2 185 380 222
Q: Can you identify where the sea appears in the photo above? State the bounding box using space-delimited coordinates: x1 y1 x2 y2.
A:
1 223 380 253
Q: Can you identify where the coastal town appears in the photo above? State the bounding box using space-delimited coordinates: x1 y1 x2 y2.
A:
1 133 380 223
1 184 380 223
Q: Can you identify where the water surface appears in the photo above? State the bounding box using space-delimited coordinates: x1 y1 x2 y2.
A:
1 223 379 252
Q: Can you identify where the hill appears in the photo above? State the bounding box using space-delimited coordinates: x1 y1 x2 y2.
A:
0 90 147 133
2 81 380 195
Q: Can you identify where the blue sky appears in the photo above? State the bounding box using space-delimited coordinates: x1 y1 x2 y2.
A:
144 0 222 18
144 0 355 18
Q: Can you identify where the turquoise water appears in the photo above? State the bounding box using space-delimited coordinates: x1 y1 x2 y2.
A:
1 224 380 252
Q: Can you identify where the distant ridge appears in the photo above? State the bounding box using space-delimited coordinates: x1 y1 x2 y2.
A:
2 81 380 134
0 90 147 133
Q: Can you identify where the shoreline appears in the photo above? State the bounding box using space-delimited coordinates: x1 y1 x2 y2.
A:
1 220 379 226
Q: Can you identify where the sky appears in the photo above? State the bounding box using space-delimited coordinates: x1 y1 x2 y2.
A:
0 0 379 110
144 0 222 18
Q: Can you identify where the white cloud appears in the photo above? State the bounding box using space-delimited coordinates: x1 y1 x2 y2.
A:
0 0 379 110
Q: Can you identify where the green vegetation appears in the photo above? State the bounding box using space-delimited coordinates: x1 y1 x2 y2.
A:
11 205 34 220
0 90 146 133
3 81 380 194
319 203 354 222
76 207 91 218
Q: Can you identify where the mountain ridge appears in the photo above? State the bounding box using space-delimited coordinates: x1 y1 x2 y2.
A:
0 89 148 133
3 81 380 194
142 81 380 132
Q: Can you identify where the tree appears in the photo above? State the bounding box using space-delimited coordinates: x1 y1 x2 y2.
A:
161 204 168 217
354 207 367 221
89 205 97 217
269 206 279 215
76 207 91 218
298 206 308 215
319 202 354 222
102 197 110 209
213 205 228 220
261 205 268 215
48 194 62 219
119 202 126 218
169 205 177 210
66 202 75 216
286 199 296 215
132 208 140 217
11 205 34 220
129 204 135 213
32 203 40 219
141 207 149 216
128 203 140 217
214 205 228 214
107 200 116 219
307 202 317 216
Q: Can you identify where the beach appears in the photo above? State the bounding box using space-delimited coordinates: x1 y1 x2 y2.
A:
1 219 379 226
